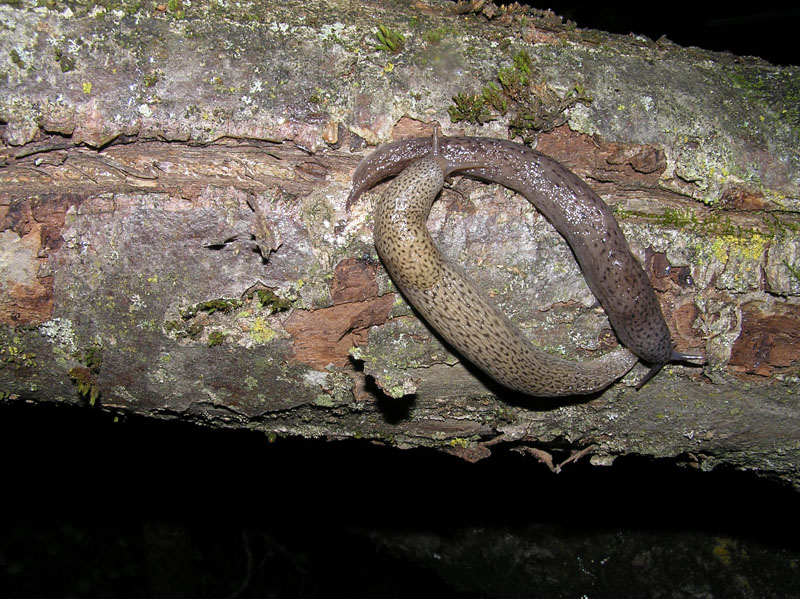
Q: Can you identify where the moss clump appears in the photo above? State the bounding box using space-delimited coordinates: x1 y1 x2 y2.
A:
166 0 185 19
180 299 243 320
53 47 76 73
450 92 494 126
423 25 454 44
207 331 226 347
255 289 292 313
374 24 405 53
170 290 291 346
69 366 100 406
143 71 161 87
67 345 104 406
9 48 23 68
83 346 103 370
449 50 591 141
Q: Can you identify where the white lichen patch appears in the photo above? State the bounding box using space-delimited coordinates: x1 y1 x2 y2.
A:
38 318 77 352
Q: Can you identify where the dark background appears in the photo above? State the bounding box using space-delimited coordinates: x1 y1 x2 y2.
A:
545 1 799 66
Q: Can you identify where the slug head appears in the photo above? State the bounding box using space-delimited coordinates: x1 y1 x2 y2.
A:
428 126 490 179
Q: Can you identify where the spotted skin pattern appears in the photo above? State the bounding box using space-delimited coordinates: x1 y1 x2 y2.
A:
374 158 637 396
352 134 704 392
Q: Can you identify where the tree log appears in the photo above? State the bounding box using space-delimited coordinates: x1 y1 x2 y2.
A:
1 1 799 485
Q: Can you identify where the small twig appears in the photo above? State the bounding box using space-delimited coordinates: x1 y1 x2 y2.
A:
553 444 597 474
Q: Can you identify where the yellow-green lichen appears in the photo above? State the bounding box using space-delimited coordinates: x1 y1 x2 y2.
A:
614 206 771 242
314 395 334 407
249 317 276 344
710 233 770 265
0 342 37 370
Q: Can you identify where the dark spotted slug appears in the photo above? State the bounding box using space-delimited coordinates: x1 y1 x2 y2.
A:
350 131 704 396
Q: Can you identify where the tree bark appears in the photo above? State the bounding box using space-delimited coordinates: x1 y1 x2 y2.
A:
1 1 799 485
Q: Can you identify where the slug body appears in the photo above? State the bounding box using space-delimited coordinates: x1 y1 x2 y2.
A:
374 157 637 396
354 134 703 394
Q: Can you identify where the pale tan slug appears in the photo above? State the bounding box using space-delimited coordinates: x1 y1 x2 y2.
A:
354 131 704 395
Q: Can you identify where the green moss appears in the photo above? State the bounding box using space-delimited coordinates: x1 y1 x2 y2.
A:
180 298 243 320
449 91 494 125
83 346 103 370
255 289 292 313
724 66 800 138
68 366 100 406
308 88 328 105
9 48 23 68
143 71 161 87
614 205 771 241
448 50 591 140
167 0 185 19
163 320 181 332
65 344 104 403
766 214 800 237
374 24 405 53
123 1 143 16
783 260 800 284
423 25 454 44
53 47 76 72
207 331 226 347
712 538 734 566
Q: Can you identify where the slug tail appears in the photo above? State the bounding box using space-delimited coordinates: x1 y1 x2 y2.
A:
671 350 706 364
636 350 706 390
636 362 665 390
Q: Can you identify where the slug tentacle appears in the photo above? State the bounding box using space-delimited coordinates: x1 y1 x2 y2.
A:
352 132 705 394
